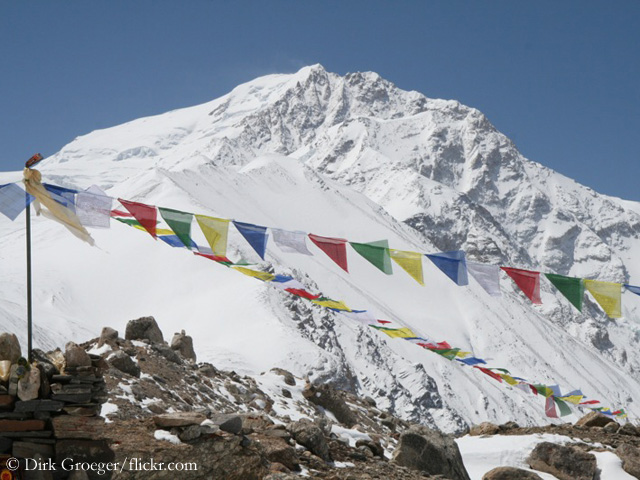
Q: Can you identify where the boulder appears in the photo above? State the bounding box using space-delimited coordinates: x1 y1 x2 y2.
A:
125 316 164 343
0 333 21 363
575 411 616 428
482 466 543 479
151 344 182 364
288 419 331 461
210 414 243 435
255 434 300 471
108 350 140 378
619 422 639 437
17 365 40 401
97 327 119 348
392 424 470 480
302 382 357 427
64 342 91 368
153 412 206 428
170 330 196 362
469 422 501 436
616 443 640 478
271 368 296 386
603 421 619 433
528 442 597 480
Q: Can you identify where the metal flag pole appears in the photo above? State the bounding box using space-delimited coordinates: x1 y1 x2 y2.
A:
24 153 43 362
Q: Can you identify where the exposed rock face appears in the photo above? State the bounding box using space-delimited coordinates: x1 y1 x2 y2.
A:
170 330 196 362
108 350 140 378
64 342 91 368
575 411 616 428
527 442 597 480
125 316 164 344
482 466 543 480
616 443 640 478
0 333 21 363
288 419 332 461
302 382 357 427
392 424 471 480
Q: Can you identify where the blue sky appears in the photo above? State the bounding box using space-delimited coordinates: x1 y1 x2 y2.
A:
1 1 638 199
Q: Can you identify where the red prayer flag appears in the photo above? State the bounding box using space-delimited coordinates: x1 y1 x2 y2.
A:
119 199 157 238
501 267 542 304
377 320 392 324
194 252 233 264
579 400 601 405
285 288 321 300
308 234 349 272
475 366 503 383
545 396 558 418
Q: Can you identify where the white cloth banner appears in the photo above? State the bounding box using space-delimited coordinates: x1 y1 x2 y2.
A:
271 228 312 255
76 185 112 228
467 262 502 297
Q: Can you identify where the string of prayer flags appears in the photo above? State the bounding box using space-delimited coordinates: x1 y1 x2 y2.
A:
285 288 321 300
501 267 542 304
195 215 230 257
584 279 622 318
389 249 424 285
532 384 555 397
467 262 501 297
159 207 194 250
312 297 352 311
624 284 640 296
76 185 112 228
426 250 469 286
119 199 157 238
432 348 461 360
193 250 233 266
271 228 313 255
545 274 584 311
339 310 378 325
308 233 349 272
475 367 503 383
0 183 34 220
232 266 275 282
233 221 269 260
159 235 197 249
350 240 393 275
558 390 584 405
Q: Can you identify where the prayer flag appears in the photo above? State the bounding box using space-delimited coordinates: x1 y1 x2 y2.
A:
0 184 34 220
467 262 501 296
44 183 78 212
159 235 197 249
350 240 393 274
271 228 312 255
457 357 487 366
584 279 622 318
432 348 460 360
119 199 157 238
426 250 469 286
195 215 229 256
624 284 640 296
532 384 555 397
76 185 112 228
233 221 269 260
371 326 417 338
159 207 194 250
545 397 558 418
475 367 503 382
389 249 424 285
285 288 321 300
554 398 571 416
232 266 275 282
545 274 584 311
308 233 349 272
312 297 352 311
501 267 542 304
340 310 378 326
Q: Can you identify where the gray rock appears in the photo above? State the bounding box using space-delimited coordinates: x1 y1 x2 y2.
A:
64 342 91 368
392 424 470 480
0 333 21 363
619 422 639 437
108 350 140 378
153 412 206 428
125 316 164 343
482 466 543 480
17 365 40 401
97 327 119 348
302 382 357 427
288 419 331 461
151 344 182 364
170 330 196 362
528 442 597 480
469 422 500 436
178 424 202 442
575 411 616 428
210 414 243 435
603 421 619 433
616 443 640 478
271 368 296 386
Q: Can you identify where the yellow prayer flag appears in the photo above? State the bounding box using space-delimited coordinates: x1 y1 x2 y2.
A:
389 249 424 286
456 351 472 359
584 279 622 318
558 395 584 405
134 225 173 236
232 266 275 282
311 298 352 311
375 327 417 339
499 374 518 386
196 215 230 256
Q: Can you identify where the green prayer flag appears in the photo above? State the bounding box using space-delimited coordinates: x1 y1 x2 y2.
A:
432 348 460 360
350 240 393 275
554 397 572 416
545 273 584 311
159 207 194 249
115 217 142 228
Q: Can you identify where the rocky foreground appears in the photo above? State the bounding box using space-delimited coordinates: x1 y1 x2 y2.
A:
1 318 640 480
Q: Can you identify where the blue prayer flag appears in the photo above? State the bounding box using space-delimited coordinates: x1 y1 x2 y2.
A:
624 284 640 296
159 235 197 249
0 184 34 221
425 250 469 286
456 357 487 366
44 183 78 212
233 221 269 260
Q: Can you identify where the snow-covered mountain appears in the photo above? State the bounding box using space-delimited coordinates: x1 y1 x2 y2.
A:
1 64 640 432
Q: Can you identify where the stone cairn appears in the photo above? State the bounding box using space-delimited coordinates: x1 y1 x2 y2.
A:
0 332 114 478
